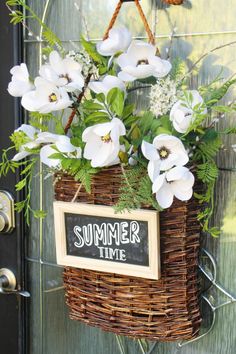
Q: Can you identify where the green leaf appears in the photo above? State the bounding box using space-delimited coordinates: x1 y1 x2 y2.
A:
107 88 125 117
33 209 47 219
122 104 134 119
82 100 104 111
15 178 27 191
85 111 110 125
81 36 107 65
139 112 155 135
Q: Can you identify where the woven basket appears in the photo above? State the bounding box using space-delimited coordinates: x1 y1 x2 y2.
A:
54 165 202 341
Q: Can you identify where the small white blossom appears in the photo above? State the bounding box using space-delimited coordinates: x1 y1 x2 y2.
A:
37 133 82 168
39 50 84 92
117 41 172 82
97 27 132 57
82 118 126 168
21 77 73 113
149 77 178 117
152 166 195 209
170 90 207 133
141 134 189 181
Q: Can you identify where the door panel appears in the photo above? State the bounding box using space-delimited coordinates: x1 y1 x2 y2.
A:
0 3 26 354
25 1 236 353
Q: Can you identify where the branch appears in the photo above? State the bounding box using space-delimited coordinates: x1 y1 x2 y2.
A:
64 73 92 134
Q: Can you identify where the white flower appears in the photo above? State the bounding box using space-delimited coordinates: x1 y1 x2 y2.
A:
12 124 39 161
117 41 172 82
82 118 126 167
170 90 207 133
8 63 34 97
89 75 125 95
21 77 73 113
96 27 132 57
150 77 178 117
141 134 189 181
152 166 195 209
39 50 84 92
38 133 82 168
232 144 236 152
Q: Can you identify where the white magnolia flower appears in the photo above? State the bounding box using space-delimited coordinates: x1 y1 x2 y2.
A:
39 50 84 92
21 77 73 113
117 41 172 82
152 166 195 209
12 124 39 161
82 118 126 167
38 134 82 168
141 134 189 181
150 77 178 117
170 90 207 133
89 75 125 95
8 63 34 97
96 27 132 56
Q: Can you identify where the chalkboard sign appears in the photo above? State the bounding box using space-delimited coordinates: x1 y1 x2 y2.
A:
53 202 160 279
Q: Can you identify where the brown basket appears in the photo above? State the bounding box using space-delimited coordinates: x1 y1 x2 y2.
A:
162 0 184 5
54 166 202 341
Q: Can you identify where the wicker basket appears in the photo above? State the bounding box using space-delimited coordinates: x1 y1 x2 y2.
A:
54 166 201 341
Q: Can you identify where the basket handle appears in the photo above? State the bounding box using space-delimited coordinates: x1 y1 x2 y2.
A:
103 0 156 46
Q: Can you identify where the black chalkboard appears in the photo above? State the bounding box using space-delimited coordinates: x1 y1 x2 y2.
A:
54 202 160 279
65 213 149 266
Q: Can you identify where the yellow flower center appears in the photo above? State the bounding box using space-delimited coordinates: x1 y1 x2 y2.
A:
49 93 58 102
158 146 170 160
101 133 112 143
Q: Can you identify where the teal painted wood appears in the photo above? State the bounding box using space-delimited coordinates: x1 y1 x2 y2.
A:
26 1 236 353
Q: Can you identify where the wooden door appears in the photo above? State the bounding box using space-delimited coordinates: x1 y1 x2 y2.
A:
22 1 236 353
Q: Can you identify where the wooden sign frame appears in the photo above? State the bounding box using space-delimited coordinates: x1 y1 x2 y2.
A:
53 201 160 280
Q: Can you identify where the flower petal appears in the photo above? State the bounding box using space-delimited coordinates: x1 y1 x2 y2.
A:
152 172 166 193
148 160 160 182
55 136 75 153
12 150 31 161
155 182 174 209
15 124 38 140
40 145 60 168
141 140 159 161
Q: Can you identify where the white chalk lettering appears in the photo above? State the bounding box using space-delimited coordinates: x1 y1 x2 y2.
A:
130 221 140 243
73 220 141 250
73 226 84 248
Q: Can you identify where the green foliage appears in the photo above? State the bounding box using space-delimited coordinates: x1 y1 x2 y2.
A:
115 165 161 213
0 145 41 225
197 161 218 183
107 88 125 117
193 129 222 162
29 112 59 131
81 36 108 75
6 0 64 53
205 78 236 107
170 58 186 82
60 157 98 193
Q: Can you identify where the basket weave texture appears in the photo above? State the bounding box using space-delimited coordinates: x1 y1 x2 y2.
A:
54 166 202 341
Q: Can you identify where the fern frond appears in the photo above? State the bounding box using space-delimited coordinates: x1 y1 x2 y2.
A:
197 162 218 183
